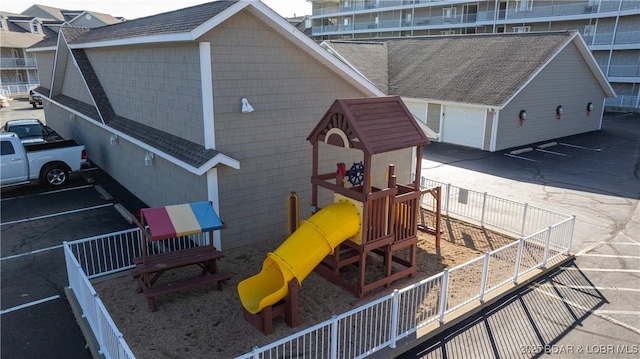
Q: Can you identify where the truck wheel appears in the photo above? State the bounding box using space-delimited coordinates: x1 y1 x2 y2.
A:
41 165 68 186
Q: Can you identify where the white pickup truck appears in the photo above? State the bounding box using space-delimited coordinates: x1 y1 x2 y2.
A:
1 133 87 187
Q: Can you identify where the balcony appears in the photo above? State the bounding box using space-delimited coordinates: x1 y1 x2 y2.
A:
313 0 640 24
583 30 640 47
0 57 38 69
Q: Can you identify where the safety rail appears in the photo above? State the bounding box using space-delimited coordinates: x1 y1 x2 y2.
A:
419 177 570 237
63 177 574 359
64 238 135 359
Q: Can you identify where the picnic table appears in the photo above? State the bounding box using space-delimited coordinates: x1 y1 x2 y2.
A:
131 201 230 311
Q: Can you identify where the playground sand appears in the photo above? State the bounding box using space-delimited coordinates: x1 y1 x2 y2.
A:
93 214 515 358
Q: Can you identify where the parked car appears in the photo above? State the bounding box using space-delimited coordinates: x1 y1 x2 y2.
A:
1 119 64 144
0 133 87 187
29 91 43 108
0 94 9 108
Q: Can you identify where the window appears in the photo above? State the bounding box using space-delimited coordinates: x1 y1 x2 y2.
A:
1 141 15 155
343 1 350 8
406 13 412 22
515 0 533 12
343 17 350 27
0 18 4 30
30 20 39 33
443 7 457 19
512 26 531 32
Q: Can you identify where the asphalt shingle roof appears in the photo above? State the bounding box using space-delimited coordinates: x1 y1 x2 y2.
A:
324 41 388 94
48 91 221 168
326 31 575 107
62 1 238 44
308 96 429 155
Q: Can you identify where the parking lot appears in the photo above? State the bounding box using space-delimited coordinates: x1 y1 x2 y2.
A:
400 112 640 358
1 98 146 358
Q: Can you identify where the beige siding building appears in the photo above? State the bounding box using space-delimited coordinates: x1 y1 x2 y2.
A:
1 5 122 96
322 31 615 152
310 0 640 111
29 0 418 249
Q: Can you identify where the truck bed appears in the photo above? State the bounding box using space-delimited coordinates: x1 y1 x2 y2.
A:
24 140 82 152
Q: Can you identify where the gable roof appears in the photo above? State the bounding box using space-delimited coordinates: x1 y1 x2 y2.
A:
22 4 66 21
323 31 615 108
67 11 123 26
28 0 384 96
31 0 386 175
307 96 429 155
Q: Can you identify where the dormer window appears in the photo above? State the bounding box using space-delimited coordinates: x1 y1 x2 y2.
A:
30 20 39 33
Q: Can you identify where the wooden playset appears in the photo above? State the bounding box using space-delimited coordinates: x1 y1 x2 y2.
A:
239 96 442 334
307 96 434 298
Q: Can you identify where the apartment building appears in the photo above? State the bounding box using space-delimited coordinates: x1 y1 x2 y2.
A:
0 5 122 96
311 0 640 110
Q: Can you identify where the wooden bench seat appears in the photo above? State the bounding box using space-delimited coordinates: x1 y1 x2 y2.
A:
142 272 230 299
131 246 225 278
131 246 230 311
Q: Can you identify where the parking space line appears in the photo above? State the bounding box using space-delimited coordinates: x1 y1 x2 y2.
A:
1 244 63 261
0 203 113 226
579 254 640 259
608 242 640 246
558 142 602 151
505 153 538 162
0 184 95 201
593 310 640 316
541 284 640 292
0 295 60 315
532 285 640 335
559 267 640 273
535 148 572 157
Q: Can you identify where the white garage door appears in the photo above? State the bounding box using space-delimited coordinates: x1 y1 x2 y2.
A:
441 105 485 149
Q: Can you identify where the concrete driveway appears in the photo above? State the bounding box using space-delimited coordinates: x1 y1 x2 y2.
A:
399 112 639 358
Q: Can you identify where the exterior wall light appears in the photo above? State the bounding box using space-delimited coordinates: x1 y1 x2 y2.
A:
587 102 594 116
556 105 563 120
109 134 118 145
241 98 254 113
519 110 527 126
69 113 75 121
144 151 154 167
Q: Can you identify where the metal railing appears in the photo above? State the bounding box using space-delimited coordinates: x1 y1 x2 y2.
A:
236 218 573 359
0 83 40 97
63 177 574 359
0 57 37 68
605 95 640 109
313 0 639 17
312 0 640 35
63 229 138 359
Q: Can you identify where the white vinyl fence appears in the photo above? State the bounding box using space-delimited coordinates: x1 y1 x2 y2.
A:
63 178 574 359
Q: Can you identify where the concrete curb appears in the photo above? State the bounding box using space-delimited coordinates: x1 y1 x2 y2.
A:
369 254 576 359
64 286 104 359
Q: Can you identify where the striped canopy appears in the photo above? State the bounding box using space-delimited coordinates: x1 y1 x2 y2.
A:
141 201 224 241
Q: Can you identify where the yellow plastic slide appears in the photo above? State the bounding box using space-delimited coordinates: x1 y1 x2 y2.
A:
238 200 360 314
